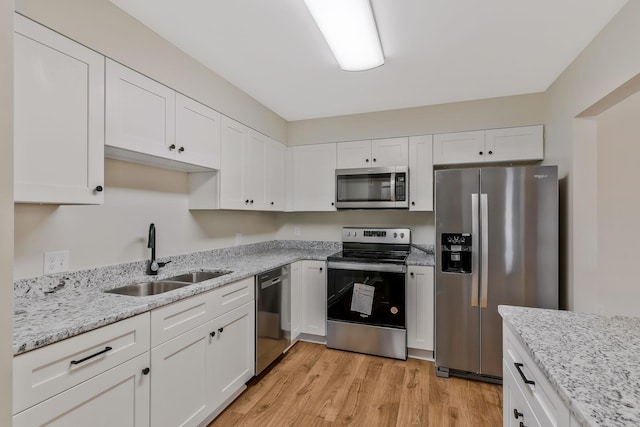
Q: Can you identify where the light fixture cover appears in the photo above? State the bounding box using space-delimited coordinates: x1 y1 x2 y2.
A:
304 0 384 71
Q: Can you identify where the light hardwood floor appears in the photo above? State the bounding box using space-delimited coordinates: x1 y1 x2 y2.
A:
209 341 503 426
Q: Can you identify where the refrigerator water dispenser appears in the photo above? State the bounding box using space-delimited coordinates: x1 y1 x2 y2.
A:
441 233 472 273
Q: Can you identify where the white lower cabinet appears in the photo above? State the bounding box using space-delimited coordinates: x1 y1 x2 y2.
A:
211 301 255 409
14 352 150 427
301 260 327 337
406 266 434 352
151 320 215 427
290 261 303 342
503 322 571 427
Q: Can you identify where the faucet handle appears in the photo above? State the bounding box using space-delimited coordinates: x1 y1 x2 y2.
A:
158 260 172 268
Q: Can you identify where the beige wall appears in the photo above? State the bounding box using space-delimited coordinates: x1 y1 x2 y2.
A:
288 93 545 145
545 0 640 312
1 0 13 423
14 160 278 279
15 0 287 143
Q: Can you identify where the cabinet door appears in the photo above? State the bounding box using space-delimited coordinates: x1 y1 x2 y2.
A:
13 14 104 204
433 130 486 165
219 116 248 209
292 143 337 211
372 137 409 167
245 130 267 210
265 139 286 210
336 140 371 168
105 59 176 159
409 135 434 211
485 125 543 163
211 302 255 408
151 320 215 427
175 93 221 169
13 352 150 427
290 261 303 342
407 266 434 351
301 261 327 336
503 360 542 427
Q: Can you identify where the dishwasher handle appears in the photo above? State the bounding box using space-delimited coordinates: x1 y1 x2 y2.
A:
260 276 282 290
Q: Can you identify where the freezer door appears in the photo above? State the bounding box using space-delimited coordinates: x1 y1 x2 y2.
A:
435 168 481 375
479 166 558 377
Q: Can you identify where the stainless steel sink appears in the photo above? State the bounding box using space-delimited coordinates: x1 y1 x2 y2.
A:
105 281 192 297
104 270 232 296
164 270 232 283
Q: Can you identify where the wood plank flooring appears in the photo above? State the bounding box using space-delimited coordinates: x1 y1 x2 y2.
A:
209 341 503 426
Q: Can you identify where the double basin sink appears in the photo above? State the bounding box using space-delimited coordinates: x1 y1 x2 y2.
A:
105 270 232 297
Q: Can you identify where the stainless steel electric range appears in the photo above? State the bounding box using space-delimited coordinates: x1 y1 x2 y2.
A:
326 227 411 360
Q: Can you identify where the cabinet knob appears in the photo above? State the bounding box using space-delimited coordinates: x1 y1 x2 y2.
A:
178 146 185 153
411 201 415 206
488 150 493 155
319 267 323 272
94 185 103 193
373 158 377 162
169 144 176 151
479 151 483 155
270 201 274 205
365 158 369 163
245 200 250 204
514 409 523 419
410 272 414 277
250 200 254 204
218 327 224 333
210 331 216 337
519 423 526 427
142 367 150 375
331 202 335 206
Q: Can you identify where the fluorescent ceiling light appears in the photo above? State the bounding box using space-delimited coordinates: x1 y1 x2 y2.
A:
304 0 384 72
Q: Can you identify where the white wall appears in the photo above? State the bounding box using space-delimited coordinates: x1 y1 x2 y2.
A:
14 160 278 279
288 93 545 145
545 1 640 312
0 0 13 423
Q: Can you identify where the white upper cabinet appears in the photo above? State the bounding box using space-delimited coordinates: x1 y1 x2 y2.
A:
484 125 543 163
433 125 543 165
408 135 434 211
13 14 105 204
219 116 248 209
175 94 221 169
336 137 408 168
265 138 286 210
105 59 176 160
291 143 337 211
433 130 485 165
245 130 268 210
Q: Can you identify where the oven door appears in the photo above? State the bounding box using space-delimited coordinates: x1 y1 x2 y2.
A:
327 261 406 329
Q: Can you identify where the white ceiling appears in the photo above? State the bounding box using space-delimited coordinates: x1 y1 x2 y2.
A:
109 0 627 122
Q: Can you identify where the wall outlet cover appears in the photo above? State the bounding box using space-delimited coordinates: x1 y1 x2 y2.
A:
44 250 69 275
294 227 301 236
235 233 242 245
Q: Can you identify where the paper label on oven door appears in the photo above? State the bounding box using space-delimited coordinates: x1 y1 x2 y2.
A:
351 283 374 316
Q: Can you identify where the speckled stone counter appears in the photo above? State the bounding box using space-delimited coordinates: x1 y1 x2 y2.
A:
13 240 340 355
499 305 640 427
14 240 434 356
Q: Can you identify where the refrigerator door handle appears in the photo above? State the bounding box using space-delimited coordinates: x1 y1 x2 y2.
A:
480 193 489 308
471 193 479 307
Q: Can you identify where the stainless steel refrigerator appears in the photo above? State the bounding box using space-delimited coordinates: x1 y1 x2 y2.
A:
434 165 558 382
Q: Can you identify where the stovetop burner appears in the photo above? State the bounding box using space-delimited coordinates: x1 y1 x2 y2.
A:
328 227 412 265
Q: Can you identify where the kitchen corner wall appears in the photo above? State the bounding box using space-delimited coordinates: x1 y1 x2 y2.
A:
0 0 13 421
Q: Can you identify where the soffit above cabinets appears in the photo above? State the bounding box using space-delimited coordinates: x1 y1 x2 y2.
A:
109 0 628 121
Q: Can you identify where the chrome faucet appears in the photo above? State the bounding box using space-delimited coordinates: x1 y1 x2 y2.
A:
147 223 170 275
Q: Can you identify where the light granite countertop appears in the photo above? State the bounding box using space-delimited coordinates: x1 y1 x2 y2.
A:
13 240 434 356
499 305 640 427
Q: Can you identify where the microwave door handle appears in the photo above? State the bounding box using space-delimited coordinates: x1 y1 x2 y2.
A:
390 172 396 202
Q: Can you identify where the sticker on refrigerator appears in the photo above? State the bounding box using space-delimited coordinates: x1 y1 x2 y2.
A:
351 283 374 316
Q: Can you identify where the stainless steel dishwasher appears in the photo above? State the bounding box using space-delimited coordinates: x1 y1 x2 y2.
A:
255 265 291 375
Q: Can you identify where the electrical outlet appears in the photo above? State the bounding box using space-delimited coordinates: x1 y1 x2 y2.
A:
44 250 69 275
294 227 301 236
235 233 242 245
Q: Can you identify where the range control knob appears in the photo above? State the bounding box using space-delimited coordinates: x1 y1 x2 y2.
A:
400 233 405 239
394 232 398 238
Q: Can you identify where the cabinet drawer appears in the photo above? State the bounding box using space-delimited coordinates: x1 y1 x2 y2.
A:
151 290 214 347
212 277 255 317
13 313 150 414
503 326 569 427
503 359 542 427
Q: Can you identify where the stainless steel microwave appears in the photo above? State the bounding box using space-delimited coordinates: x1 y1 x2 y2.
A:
335 166 408 209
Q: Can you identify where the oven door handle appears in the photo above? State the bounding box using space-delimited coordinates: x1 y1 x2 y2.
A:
327 261 406 274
